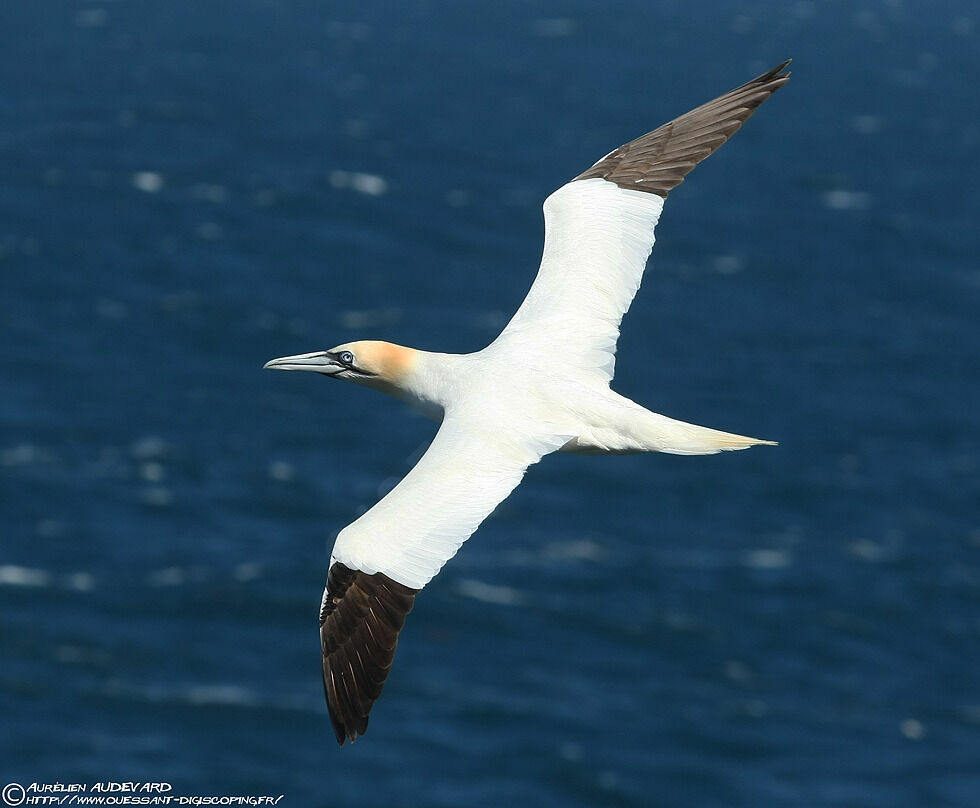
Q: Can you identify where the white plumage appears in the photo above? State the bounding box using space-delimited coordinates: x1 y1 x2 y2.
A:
332 409 568 590
264 60 790 745
494 179 664 383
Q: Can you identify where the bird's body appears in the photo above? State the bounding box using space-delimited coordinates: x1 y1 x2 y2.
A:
265 61 790 744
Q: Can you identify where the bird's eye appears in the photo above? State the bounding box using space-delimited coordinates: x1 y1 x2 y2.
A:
340 351 355 365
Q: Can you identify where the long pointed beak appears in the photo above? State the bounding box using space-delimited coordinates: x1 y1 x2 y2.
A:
263 351 344 374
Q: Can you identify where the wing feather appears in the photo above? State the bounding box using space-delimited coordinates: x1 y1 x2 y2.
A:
321 415 567 744
320 563 416 744
330 415 560 589
576 61 790 195
490 61 790 383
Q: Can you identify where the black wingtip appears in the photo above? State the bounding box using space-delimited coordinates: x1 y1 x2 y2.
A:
742 59 792 92
760 59 792 90
772 58 792 74
329 704 351 746
573 59 793 196
320 563 418 747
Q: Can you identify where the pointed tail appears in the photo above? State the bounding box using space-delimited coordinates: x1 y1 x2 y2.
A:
560 393 778 456
649 415 777 456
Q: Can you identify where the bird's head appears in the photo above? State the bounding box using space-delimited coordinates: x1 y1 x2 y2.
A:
263 340 415 390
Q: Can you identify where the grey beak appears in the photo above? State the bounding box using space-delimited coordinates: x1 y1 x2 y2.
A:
263 351 345 374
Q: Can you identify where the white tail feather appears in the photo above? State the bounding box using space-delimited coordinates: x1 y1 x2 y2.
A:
561 397 777 456
654 420 777 455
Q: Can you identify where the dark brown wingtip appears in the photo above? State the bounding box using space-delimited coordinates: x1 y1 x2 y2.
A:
319 562 418 746
760 58 793 81
574 60 792 197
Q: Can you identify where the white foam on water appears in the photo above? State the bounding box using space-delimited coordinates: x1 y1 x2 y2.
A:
267 461 295 482
338 307 401 329
329 170 388 196
147 566 187 586
233 562 263 582
67 572 96 592
140 486 174 507
541 539 604 562
446 189 470 208
184 684 259 707
130 435 170 459
953 16 974 36
823 189 871 211
711 254 746 275
741 548 793 569
0 565 51 587
852 114 884 135
101 678 310 713
2 443 54 467
191 183 228 203
731 14 755 33
75 8 108 29
139 462 166 482
456 578 524 606
131 171 164 193
900 717 926 740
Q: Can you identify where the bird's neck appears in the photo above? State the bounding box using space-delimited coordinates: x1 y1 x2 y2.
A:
355 348 461 422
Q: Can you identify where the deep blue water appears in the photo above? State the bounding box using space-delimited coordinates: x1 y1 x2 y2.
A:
2 1 979 806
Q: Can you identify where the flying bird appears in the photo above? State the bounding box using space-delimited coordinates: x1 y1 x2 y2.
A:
265 60 790 745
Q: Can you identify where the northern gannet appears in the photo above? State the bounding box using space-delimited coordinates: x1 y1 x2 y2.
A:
265 61 790 745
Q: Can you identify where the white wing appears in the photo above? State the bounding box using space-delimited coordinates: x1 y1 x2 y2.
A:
492 178 663 383
320 413 567 743
491 60 791 384
330 412 565 590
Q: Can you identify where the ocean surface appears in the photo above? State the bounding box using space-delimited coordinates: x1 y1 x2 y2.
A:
2 1 978 806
